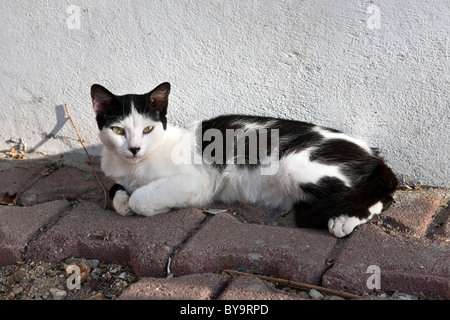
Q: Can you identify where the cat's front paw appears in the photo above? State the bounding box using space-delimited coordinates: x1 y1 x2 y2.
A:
113 190 134 216
327 215 366 238
110 184 134 216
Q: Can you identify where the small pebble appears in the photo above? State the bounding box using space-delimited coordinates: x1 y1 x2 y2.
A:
50 288 67 300
87 259 100 269
297 291 310 299
12 286 23 295
309 289 324 299
391 292 419 300
90 268 102 279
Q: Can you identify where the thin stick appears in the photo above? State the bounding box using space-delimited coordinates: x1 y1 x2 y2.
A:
222 269 361 300
87 292 103 300
64 104 109 209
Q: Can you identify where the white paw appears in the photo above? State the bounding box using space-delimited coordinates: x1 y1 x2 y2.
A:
113 190 135 216
328 215 367 238
128 191 169 217
368 201 383 217
128 199 168 217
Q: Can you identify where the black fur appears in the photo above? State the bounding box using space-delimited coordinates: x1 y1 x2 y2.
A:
295 160 398 229
198 114 323 170
109 183 127 202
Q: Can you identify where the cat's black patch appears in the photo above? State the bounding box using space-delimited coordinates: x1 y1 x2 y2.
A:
296 177 349 228
109 183 127 200
309 139 369 164
198 115 323 170
299 177 348 199
310 139 381 186
198 115 244 170
108 183 127 210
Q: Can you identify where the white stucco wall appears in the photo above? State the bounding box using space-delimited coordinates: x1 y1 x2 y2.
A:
0 0 448 186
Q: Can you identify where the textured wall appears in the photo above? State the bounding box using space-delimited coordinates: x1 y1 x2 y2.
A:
0 1 448 186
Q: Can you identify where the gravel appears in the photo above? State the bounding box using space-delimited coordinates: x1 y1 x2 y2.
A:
0 259 137 300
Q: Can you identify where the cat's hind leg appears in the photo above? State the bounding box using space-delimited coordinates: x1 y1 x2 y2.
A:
295 161 397 238
109 184 134 216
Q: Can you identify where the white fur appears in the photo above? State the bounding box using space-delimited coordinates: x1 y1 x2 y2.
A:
283 148 351 187
327 201 384 237
328 215 367 238
368 201 383 216
314 126 373 154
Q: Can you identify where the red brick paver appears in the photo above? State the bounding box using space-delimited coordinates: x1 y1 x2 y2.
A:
322 224 450 299
0 161 47 195
25 201 206 277
119 273 228 300
0 200 70 265
380 190 443 237
20 167 109 206
171 213 338 285
217 275 303 300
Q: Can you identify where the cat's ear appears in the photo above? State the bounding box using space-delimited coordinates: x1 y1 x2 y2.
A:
147 82 170 110
91 84 115 115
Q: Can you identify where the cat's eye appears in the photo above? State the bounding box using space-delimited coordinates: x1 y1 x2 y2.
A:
111 126 125 135
143 126 154 134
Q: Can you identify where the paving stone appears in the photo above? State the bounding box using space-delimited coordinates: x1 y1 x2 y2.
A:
211 202 282 224
380 190 442 237
171 213 338 285
322 224 450 299
432 205 450 241
0 200 71 265
25 201 206 277
218 275 303 300
208 202 297 228
0 160 47 194
443 217 450 239
119 273 228 300
19 167 112 206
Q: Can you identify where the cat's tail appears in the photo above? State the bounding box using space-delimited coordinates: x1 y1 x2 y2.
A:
294 160 398 237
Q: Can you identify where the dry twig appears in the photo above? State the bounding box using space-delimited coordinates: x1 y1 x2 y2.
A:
64 104 109 209
222 269 361 300
87 292 103 300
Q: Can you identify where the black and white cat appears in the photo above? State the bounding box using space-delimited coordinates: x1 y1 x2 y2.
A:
91 82 398 238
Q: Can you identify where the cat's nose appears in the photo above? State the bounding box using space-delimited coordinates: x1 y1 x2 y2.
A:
129 147 140 155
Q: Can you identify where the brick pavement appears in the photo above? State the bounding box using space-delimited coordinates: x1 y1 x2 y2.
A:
0 157 449 299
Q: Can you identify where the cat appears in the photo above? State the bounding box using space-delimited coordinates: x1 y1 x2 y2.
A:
91 82 398 238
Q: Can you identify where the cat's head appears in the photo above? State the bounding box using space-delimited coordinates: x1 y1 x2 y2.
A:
91 82 170 162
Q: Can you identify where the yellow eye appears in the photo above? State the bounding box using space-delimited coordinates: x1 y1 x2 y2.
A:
143 126 154 134
111 126 125 135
